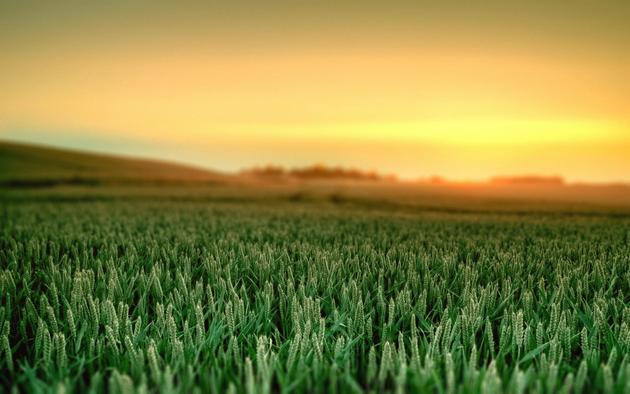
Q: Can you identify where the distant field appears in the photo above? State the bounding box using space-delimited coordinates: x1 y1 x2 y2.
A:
1 142 629 393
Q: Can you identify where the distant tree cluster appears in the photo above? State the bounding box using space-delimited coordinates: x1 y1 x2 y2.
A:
242 164 397 181
490 175 565 186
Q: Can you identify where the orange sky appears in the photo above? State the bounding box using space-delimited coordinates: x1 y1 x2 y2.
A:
1 1 629 182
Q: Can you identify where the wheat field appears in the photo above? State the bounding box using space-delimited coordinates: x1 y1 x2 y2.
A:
1 196 629 393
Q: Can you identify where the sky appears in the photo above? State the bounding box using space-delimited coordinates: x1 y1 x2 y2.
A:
1 1 629 182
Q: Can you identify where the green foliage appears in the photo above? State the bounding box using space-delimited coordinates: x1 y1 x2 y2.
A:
1 200 629 393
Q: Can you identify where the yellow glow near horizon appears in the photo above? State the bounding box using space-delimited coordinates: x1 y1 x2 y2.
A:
228 119 627 145
1 1 629 182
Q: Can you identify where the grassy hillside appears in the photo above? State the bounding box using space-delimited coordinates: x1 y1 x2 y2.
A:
0 141 226 186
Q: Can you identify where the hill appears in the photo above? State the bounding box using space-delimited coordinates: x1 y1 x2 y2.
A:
0 141 227 186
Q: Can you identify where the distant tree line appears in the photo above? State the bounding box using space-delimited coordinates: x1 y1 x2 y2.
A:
490 175 565 186
242 164 397 181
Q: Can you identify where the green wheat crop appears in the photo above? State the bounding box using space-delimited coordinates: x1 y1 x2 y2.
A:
0 199 629 393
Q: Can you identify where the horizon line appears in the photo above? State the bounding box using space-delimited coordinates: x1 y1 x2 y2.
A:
2 137 629 187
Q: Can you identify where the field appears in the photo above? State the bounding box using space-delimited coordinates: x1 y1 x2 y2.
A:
1 188 630 393
1 143 630 393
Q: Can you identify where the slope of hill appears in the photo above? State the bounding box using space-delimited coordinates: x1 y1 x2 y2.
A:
0 141 227 186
